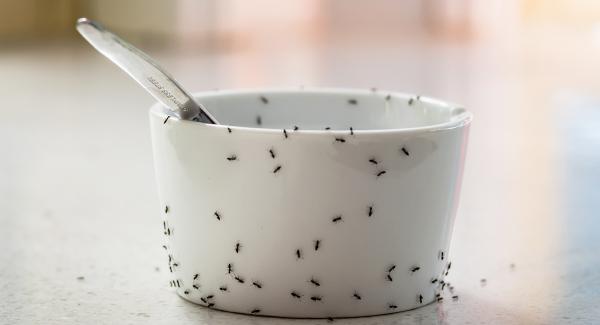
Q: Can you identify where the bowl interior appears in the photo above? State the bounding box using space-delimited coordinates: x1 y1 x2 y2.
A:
189 88 466 131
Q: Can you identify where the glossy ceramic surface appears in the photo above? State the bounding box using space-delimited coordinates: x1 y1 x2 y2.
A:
149 88 471 318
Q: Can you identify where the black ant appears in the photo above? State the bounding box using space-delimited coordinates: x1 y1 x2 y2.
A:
419 294 423 304
176 280 180 287
437 297 444 302
348 99 357 105
252 281 262 289
310 278 320 287
256 115 262 126
162 245 167 250
387 274 393 282
376 170 387 177
235 276 245 284
163 116 170 124
219 286 227 292
447 262 452 270
335 137 346 143
314 240 320 251
227 127 232 133
431 278 438 284
269 148 275 159
226 155 237 161
440 251 444 260
193 284 199 290
350 127 354 135
410 266 421 273
353 292 362 300
291 291 301 298
368 205 373 217
310 296 322 302
164 206 169 213
332 215 342 223
227 263 233 274
452 295 459 301
293 126 299 131
327 317 334 322
385 94 391 101
401 147 410 156
251 309 261 314
369 158 378 165
296 249 302 259
273 165 282 174
206 295 214 299
325 127 331 130
260 96 268 104
184 290 189 295
193 274 199 280
408 98 414 105
207 303 215 308
283 129 288 138
214 211 221 220
200 297 207 303
235 242 241 253
388 304 398 309
388 265 396 273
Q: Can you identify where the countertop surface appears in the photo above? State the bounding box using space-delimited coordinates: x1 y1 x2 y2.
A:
2 30 600 324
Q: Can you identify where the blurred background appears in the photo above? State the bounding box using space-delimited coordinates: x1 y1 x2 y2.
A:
1 0 600 324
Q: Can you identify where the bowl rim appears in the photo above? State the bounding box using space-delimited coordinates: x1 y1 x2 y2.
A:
149 87 473 135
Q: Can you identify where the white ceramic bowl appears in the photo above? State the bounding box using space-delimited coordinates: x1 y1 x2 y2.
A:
149 88 471 318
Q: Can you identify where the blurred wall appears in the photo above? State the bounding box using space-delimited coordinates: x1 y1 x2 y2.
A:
0 0 180 45
0 0 317 50
0 0 482 44
0 0 80 41
2 0 600 47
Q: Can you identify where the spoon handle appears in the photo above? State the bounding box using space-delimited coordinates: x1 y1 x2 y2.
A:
76 18 217 123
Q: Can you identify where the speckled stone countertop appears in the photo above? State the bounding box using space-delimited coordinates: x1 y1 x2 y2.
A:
2 40 600 324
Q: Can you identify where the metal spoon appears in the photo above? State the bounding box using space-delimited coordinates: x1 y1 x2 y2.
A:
76 17 217 123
